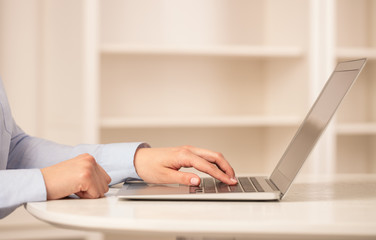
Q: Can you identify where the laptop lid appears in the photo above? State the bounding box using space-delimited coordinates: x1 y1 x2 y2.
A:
270 58 367 198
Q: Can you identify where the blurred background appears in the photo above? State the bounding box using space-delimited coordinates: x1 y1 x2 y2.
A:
0 0 375 239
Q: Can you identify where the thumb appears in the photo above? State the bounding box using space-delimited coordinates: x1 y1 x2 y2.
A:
166 169 201 186
75 191 86 199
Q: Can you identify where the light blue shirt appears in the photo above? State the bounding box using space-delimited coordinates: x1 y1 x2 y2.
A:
0 78 147 218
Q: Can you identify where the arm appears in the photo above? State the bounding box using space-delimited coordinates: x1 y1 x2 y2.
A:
1 127 236 218
1 122 146 218
7 124 146 184
0 169 46 218
0 79 236 218
8 123 237 186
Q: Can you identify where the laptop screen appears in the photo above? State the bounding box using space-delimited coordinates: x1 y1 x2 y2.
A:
270 59 367 197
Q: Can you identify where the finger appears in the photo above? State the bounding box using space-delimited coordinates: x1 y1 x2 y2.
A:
85 184 105 198
163 169 201 186
83 173 106 199
94 167 109 196
97 164 112 184
182 152 237 185
75 190 94 199
182 146 236 178
75 190 103 199
75 191 85 199
94 164 111 194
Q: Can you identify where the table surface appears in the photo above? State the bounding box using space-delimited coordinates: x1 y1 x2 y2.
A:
26 174 376 239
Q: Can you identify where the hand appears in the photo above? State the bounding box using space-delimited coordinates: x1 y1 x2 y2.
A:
134 145 237 186
40 153 111 200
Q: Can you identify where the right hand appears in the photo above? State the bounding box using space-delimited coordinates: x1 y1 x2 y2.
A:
134 145 237 186
40 153 111 200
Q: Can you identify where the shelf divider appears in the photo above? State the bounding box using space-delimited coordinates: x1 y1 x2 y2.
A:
100 44 304 58
337 48 376 60
337 123 376 135
100 115 302 128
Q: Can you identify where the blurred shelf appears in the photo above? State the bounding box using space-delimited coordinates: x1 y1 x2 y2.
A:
100 115 302 128
100 44 304 58
336 48 376 60
337 123 376 135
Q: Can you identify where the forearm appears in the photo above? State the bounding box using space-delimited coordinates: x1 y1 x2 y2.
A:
7 124 148 185
8 128 102 169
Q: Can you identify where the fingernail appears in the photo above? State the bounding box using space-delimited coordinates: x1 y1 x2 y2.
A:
230 178 238 183
190 177 199 186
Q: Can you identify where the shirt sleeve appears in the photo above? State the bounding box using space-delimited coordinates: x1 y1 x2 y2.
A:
1 122 149 218
7 123 149 184
0 169 46 218
99 142 151 183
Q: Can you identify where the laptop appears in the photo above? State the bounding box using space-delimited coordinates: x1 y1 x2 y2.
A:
117 58 367 201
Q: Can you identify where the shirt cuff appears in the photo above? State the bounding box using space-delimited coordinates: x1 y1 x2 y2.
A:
99 142 150 185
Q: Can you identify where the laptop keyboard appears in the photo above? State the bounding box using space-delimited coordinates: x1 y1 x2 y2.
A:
189 177 267 194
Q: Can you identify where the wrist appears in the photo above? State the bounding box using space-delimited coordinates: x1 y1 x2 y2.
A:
134 147 147 179
133 143 151 175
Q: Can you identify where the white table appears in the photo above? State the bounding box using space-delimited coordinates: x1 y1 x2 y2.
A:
26 174 376 240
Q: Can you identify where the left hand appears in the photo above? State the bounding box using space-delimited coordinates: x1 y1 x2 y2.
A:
133 145 237 186
41 153 111 200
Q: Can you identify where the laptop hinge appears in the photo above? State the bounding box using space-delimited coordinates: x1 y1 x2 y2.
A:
266 178 279 191
269 178 285 199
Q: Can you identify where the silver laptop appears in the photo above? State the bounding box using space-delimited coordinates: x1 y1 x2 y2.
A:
117 58 367 201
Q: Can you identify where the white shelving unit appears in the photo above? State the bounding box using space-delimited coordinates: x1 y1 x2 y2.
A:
97 0 313 174
96 0 376 175
2 0 374 176
335 0 376 173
